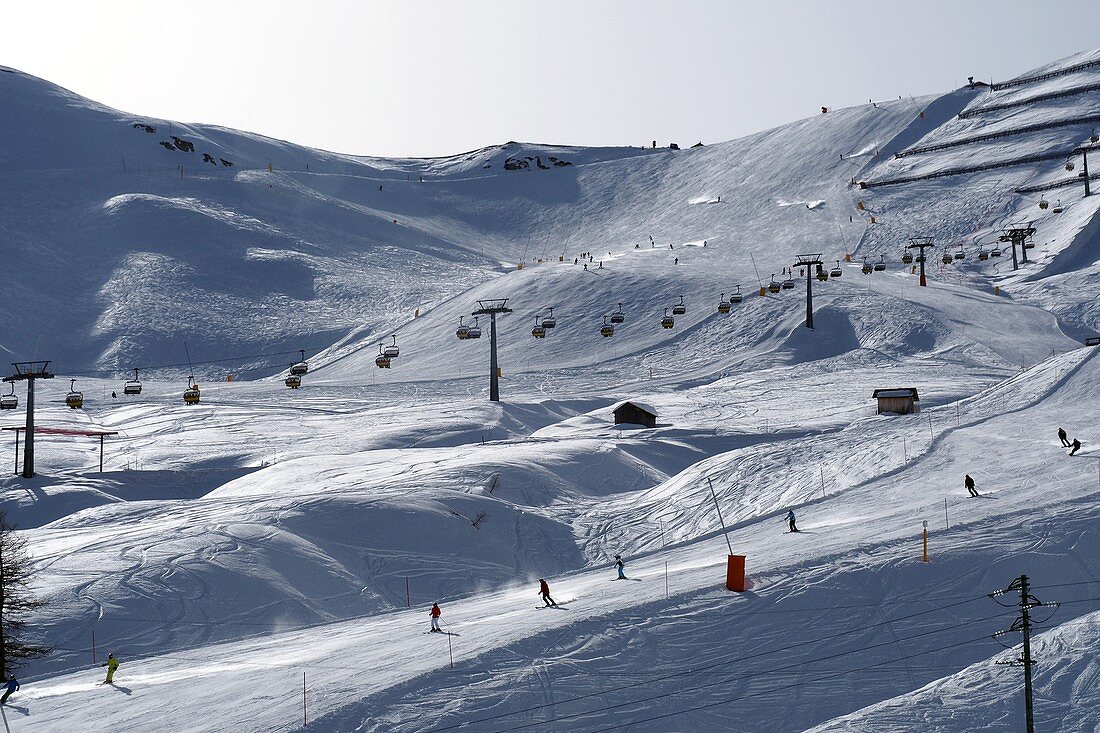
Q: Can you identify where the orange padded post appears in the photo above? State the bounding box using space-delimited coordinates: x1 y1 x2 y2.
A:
725 555 746 591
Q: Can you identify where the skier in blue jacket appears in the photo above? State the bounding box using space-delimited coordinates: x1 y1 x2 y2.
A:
786 509 799 533
1 674 19 705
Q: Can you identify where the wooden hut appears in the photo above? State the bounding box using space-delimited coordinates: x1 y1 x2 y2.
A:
872 388 920 415
613 401 657 428
1086 336 1100 346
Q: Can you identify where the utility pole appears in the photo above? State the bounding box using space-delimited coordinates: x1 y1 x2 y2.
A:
990 575 1059 733
906 237 935 287
471 299 512 402
999 225 1035 272
793 253 823 329
3 362 54 478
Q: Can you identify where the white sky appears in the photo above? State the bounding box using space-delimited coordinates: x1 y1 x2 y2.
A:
5 1 1098 157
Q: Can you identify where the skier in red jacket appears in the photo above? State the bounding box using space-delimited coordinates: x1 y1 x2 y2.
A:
429 603 442 633
538 579 557 607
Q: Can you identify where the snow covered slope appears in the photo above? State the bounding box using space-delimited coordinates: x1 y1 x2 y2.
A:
2 49 1100 733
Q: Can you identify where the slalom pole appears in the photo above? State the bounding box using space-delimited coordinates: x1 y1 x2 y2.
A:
303 671 307 726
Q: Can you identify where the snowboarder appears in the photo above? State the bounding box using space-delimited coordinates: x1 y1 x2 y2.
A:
1058 428 1071 447
965 474 979 497
111 391 117 398
429 602 442 633
102 653 119 683
669 243 674 249
0 674 18 705
634 243 640 249
786 509 799 533
1069 438 1082 456
538 578 557 607
614 555 626 579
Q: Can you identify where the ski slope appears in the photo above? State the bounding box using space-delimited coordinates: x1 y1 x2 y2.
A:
1 49 1100 733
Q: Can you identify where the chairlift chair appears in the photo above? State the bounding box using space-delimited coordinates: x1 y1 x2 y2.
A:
860 259 873 275
782 274 796 289
660 308 675 329
610 303 625 324
1038 198 1049 210
1066 162 1075 171
768 275 782 293
941 251 953 265
183 376 200 405
830 260 843 278
375 344 391 369
672 295 686 315
285 374 302 389
600 315 615 338
1052 200 1064 214
65 379 84 409
901 251 914 265
456 317 470 340
717 294 731 314
873 255 886 272
990 246 1002 258
532 316 547 339
954 247 965 261
978 247 989 261
541 307 557 329
0 384 17 410
1024 239 1036 250
729 286 743 304
289 350 309 376
466 317 482 339
124 368 142 395
383 335 400 358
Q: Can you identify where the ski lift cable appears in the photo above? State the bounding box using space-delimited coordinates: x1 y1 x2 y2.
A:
61 347 329 378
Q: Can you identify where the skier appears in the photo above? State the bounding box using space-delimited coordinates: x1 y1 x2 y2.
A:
112 391 117 398
1058 428 1071 447
538 578 557 607
614 555 626 580
786 509 799 533
429 602 442 633
0 674 18 705
634 243 640 249
583 263 588 271
965 474 979 497
378 184 383 191
1069 438 1082 456
669 243 674 250
598 261 603 269
102 652 119 684
674 257 679 265
574 258 578 264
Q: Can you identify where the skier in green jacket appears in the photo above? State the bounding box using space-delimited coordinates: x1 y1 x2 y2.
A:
102 653 119 684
